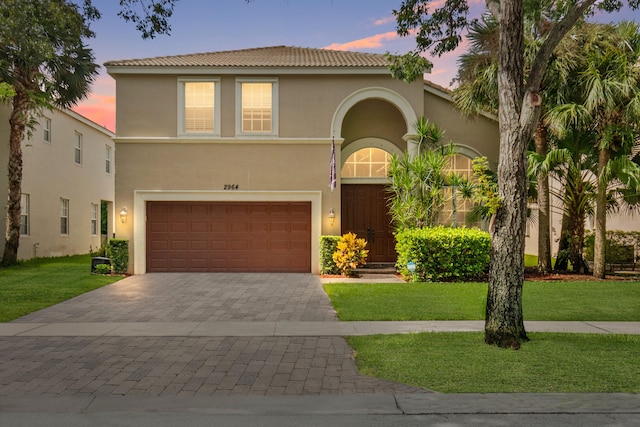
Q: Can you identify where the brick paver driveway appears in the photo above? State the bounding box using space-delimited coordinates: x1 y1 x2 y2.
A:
0 273 427 397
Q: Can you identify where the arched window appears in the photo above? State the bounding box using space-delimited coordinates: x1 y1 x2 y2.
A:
441 154 481 228
341 147 392 178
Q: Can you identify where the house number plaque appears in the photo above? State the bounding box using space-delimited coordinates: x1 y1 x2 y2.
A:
224 184 239 190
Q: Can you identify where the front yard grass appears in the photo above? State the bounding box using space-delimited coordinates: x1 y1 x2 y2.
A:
323 281 640 321
348 332 640 393
327 279 640 393
0 254 123 322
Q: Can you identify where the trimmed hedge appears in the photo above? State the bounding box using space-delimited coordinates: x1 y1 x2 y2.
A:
396 226 491 282
109 239 129 274
320 235 341 275
584 230 639 266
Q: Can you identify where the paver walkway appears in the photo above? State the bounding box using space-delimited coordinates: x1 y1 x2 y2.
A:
0 273 428 398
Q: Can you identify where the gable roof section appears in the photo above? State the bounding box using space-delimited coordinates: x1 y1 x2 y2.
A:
105 45 393 75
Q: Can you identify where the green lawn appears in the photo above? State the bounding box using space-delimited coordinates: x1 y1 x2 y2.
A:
0 254 123 322
327 279 640 393
348 332 640 393
324 281 640 321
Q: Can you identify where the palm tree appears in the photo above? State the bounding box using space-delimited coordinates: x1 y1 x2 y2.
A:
546 22 640 278
0 0 98 265
539 129 598 273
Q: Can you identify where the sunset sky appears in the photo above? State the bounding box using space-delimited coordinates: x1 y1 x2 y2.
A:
73 0 637 132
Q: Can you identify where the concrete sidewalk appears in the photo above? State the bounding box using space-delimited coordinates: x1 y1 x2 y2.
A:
1 320 639 337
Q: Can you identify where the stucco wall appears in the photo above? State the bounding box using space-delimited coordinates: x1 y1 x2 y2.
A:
113 73 424 139
423 88 500 164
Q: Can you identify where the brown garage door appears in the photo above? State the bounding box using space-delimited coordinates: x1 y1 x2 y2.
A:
146 201 311 272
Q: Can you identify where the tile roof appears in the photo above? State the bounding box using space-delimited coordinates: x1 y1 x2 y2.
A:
104 46 391 69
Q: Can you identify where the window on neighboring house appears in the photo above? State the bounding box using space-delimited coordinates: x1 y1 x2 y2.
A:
237 79 277 135
74 132 83 164
105 145 112 173
60 198 69 235
43 118 51 143
179 79 219 135
20 194 30 235
91 203 98 235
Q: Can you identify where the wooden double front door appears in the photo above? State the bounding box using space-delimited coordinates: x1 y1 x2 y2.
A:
341 184 396 263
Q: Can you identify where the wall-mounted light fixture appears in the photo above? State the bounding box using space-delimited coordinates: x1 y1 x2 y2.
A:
328 208 335 226
119 207 128 224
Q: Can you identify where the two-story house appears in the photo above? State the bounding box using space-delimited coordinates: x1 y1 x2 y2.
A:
105 46 499 274
0 107 116 260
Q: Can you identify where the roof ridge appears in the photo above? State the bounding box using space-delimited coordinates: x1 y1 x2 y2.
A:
104 45 390 68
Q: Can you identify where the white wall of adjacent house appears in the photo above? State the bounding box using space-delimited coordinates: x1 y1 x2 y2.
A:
0 106 115 260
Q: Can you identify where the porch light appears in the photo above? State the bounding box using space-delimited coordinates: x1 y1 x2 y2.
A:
119 207 128 223
328 208 335 226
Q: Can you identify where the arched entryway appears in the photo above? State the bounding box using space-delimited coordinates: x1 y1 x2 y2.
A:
331 87 418 265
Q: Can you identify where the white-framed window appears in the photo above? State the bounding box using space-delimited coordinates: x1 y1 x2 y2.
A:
60 198 69 235
341 147 392 179
43 118 51 143
236 78 278 136
20 193 30 236
178 78 220 135
91 203 98 235
105 145 112 173
74 132 83 164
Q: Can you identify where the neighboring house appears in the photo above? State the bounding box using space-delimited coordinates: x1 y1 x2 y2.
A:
525 187 640 259
105 46 500 274
0 106 116 260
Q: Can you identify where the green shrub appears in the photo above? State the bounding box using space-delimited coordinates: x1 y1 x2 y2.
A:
584 230 639 264
109 239 129 274
320 235 341 274
93 263 111 274
396 226 491 282
333 232 369 277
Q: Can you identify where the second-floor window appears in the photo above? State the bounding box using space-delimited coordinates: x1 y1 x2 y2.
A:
60 198 69 235
105 145 112 173
179 79 219 135
74 132 83 164
20 193 30 235
43 118 51 143
237 79 277 135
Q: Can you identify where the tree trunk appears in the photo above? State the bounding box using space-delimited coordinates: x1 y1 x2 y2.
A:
485 0 529 349
593 148 610 279
554 213 570 271
1 89 28 266
534 122 552 273
567 209 588 274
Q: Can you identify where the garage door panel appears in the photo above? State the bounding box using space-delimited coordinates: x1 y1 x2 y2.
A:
191 222 207 232
170 222 188 232
190 240 208 251
147 201 310 272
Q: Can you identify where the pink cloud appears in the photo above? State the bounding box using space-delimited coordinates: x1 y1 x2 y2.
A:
374 16 395 26
324 31 400 51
